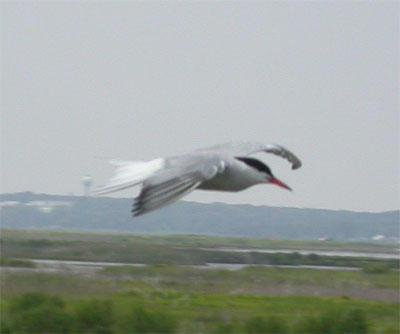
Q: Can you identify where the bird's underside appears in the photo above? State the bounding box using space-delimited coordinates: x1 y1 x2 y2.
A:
94 142 302 217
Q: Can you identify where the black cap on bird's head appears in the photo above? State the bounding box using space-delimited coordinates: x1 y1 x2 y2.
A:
236 157 292 191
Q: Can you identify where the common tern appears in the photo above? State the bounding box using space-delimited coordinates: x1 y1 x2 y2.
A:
95 142 302 216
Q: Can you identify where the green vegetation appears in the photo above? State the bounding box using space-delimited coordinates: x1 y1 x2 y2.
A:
1 230 398 268
0 257 36 268
294 308 368 333
1 292 176 334
362 263 392 274
2 229 398 252
98 265 400 291
1 229 398 333
118 304 177 333
1 291 397 333
2 293 71 334
1 267 399 333
244 316 289 333
2 265 399 300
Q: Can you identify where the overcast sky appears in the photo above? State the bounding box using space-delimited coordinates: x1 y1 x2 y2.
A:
1 1 399 212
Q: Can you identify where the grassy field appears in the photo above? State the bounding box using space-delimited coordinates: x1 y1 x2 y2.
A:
2 229 398 252
1 229 398 268
1 269 399 333
0 229 399 333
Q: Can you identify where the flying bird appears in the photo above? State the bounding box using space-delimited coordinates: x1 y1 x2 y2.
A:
95 142 302 216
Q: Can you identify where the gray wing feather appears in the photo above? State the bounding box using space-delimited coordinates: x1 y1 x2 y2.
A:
132 156 224 216
199 141 302 170
197 141 266 155
132 177 201 216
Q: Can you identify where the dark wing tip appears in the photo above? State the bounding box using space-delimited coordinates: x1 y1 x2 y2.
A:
131 199 144 217
265 144 302 170
291 160 302 170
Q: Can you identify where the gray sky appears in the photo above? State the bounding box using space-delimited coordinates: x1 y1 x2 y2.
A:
1 1 399 212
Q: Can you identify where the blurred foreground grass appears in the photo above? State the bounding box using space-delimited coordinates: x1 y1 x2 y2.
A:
1 287 399 333
1 230 399 333
1 266 399 333
1 289 398 333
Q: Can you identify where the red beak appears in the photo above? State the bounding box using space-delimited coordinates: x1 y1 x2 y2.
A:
270 177 292 191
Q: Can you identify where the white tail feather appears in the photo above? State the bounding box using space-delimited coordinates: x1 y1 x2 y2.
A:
94 158 164 195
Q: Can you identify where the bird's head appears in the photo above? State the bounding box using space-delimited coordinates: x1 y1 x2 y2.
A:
236 157 292 191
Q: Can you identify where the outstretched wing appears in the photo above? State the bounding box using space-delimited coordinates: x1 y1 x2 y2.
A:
198 141 302 170
264 144 302 170
132 156 225 216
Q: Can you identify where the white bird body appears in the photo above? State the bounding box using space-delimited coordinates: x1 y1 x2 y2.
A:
197 157 266 192
95 142 302 216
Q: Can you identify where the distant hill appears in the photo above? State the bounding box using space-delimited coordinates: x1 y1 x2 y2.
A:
0 192 399 242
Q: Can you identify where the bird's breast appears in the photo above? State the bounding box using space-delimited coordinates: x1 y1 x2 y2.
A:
198 165 262 192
